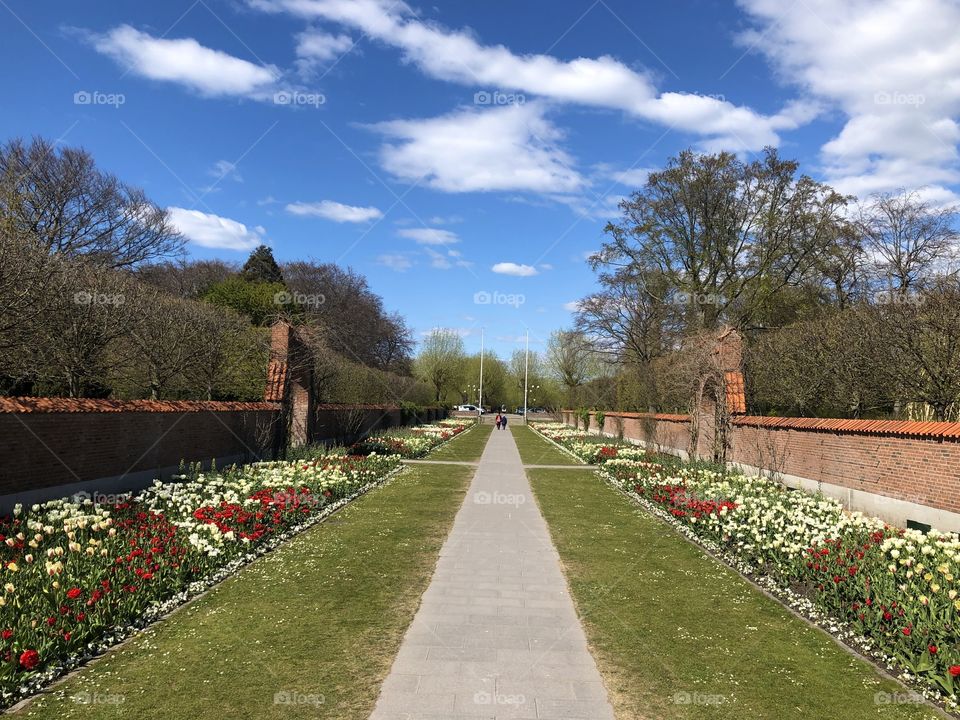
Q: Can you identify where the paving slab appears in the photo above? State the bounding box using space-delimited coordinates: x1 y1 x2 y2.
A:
370 426 615 720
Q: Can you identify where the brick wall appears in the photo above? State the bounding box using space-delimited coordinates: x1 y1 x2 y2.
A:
558 409 960 522
0 397 446 508
0 398 280 500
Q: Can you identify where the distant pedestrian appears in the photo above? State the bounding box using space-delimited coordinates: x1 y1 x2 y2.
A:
501 414 508 430
495 413 502 430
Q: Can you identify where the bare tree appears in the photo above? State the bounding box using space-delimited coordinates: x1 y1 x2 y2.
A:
185 306 266 400
28 261 141 396
282 261 415 371
123 290 217 399
136 259 237 298
859 190 959 295
0 211 64 360
0 137 184 268
873 278 960 420
546 330 594 405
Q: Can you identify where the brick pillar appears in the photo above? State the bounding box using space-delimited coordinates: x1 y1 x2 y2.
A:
264 321 314 450
692 327 746 462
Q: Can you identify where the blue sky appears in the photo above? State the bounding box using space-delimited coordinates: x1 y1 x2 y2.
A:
2 0 958 357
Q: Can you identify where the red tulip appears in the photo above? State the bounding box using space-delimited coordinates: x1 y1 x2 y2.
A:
18 649 40 670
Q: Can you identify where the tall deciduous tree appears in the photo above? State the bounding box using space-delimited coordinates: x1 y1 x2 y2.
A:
0 137 184 268
598 148 851 331
416 329 466 403
859 190 959 295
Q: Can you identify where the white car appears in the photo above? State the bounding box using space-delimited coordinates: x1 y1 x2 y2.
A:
456 404 478 412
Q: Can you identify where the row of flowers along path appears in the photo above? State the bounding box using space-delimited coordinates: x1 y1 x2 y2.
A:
531 421 960 713
0 418 472 707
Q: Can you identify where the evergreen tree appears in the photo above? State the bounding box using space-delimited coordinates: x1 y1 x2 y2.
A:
240 245 284 284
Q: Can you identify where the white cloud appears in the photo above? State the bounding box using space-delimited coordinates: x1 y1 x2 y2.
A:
372 103 583 193
252 0 810 150
423 247 452 269
427 214 463 225
93 25 279 98
539 263 554 271
209 160 243 182
563 300 581 312
297 28 354 61
492 262 538 277
167 207 265 250
737 0 960 200
602 166 653 187
285 200 383 222
296 28 354 75
398 227 459 245
377 253 413 271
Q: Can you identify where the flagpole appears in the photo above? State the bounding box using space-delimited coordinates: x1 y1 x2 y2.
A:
478 328 484 420
523 329 530 424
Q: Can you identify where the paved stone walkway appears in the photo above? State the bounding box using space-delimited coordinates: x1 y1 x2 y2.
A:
369 427 615 720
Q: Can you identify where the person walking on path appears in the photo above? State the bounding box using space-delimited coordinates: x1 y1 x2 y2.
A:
494 413 502 430
501 413 508 430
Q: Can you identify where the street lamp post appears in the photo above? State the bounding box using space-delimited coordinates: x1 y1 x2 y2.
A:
478 328 485 419
523 330 529 424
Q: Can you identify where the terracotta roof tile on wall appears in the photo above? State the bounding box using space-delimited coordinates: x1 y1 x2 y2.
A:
725 371 746 415
732 415 960 440
263 358 287 402
0 397 280 414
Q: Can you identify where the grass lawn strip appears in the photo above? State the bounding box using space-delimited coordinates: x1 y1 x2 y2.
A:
423 421 492 462
510 424 584 466
529 467 942 720
13 462 474 720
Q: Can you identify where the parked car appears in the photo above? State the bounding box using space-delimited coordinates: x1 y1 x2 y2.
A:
455 404 477 412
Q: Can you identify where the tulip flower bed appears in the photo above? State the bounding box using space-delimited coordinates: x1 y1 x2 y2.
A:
530 422 960 711
350 418 473 458
0 447 408 707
